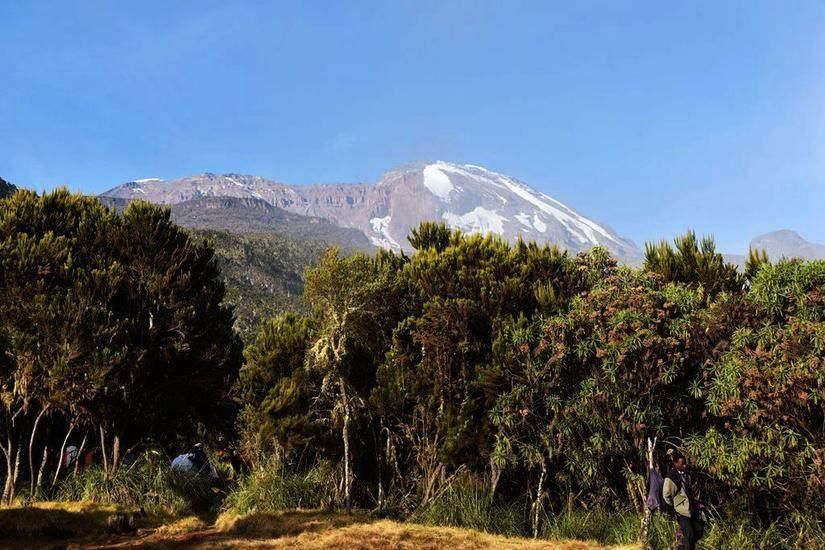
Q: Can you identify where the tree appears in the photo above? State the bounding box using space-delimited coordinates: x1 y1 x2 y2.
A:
644 231 742 297
689 260 825 518
744 247 770 283
524 266 739 511
235 312 316 462
304 248 402 512
0 190 242 495
0 177 16 199
374 229 581 509
105 201 242 455
491 317 561 537
0 190 127 497
408 222 453 253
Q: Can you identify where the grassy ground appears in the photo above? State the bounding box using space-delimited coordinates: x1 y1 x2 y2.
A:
0 503 635 549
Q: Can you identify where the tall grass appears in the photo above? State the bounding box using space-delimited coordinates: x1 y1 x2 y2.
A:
541 508 645 545
697 511 825 549
410 478 825 548
545 509 825 549
56 454 216 516
223 458 336 515
411 479 528 536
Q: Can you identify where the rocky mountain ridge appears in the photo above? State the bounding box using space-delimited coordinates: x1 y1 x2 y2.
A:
100 194 373 251
743 230 825 262
101 162 640 259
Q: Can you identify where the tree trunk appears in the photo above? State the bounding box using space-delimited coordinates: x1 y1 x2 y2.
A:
112 434 121 475
532 465 546 539
35 445 48 497
640 507 652 550
377 434 384 512
489 456 502 503
1 437 13 504
52 423 75 488
99 425 109 479
29 405 50 496
74 434 87 477
11 442 22 503
639 436 657 549
340 380 352 514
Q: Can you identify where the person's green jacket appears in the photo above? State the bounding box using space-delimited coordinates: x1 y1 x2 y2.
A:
663 474 692 518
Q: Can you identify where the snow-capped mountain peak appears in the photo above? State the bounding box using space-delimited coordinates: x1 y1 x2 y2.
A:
101 161 639 260
376 161 634 256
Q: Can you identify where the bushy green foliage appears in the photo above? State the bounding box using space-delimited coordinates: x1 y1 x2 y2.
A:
688 260 825 516
236 224 823 542
0 190 241 503
235 312 317 461
407 221 454 253
645 230 743 296
2 194 821 546
0 177 15 198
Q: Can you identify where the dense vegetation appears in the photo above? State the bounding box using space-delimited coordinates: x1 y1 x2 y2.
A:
0 190 822 547
0 177 15 198
0 189 241 503
196 229 330 338
238 222 824 545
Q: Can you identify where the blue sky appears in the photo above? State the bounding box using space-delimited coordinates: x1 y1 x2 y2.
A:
2 1 824 252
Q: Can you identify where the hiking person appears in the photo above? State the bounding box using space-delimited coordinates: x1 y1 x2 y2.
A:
663 451 704 550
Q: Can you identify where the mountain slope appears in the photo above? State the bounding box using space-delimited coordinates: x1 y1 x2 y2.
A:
191 229 329 339
369 162 638 258
750 230 825 261
101 162 640 259
100 195 374 251
0 177 16 198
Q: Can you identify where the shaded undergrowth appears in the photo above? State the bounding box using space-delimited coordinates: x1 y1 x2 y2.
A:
55 455 217 517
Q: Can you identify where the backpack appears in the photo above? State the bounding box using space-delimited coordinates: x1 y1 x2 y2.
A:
661 469 685 517
646 466 664 511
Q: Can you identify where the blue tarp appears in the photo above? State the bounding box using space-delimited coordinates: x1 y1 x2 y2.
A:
171 451 218 478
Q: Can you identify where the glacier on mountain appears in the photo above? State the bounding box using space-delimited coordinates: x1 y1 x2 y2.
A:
442 207 507 236
369 216 401 250
422 164 455 201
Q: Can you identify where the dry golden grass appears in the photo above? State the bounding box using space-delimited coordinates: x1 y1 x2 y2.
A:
0 503 640 549
152 514 211 535
202 510 638 549
0 500 125 538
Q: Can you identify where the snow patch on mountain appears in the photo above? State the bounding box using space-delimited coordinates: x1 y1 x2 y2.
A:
133 178 163 183
422 164 455 200
369 216 401 250
496 173 612 244
436 162 506 189
442 207 507 236
516 213 531 227
429 161 619 246
532 214 547 233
